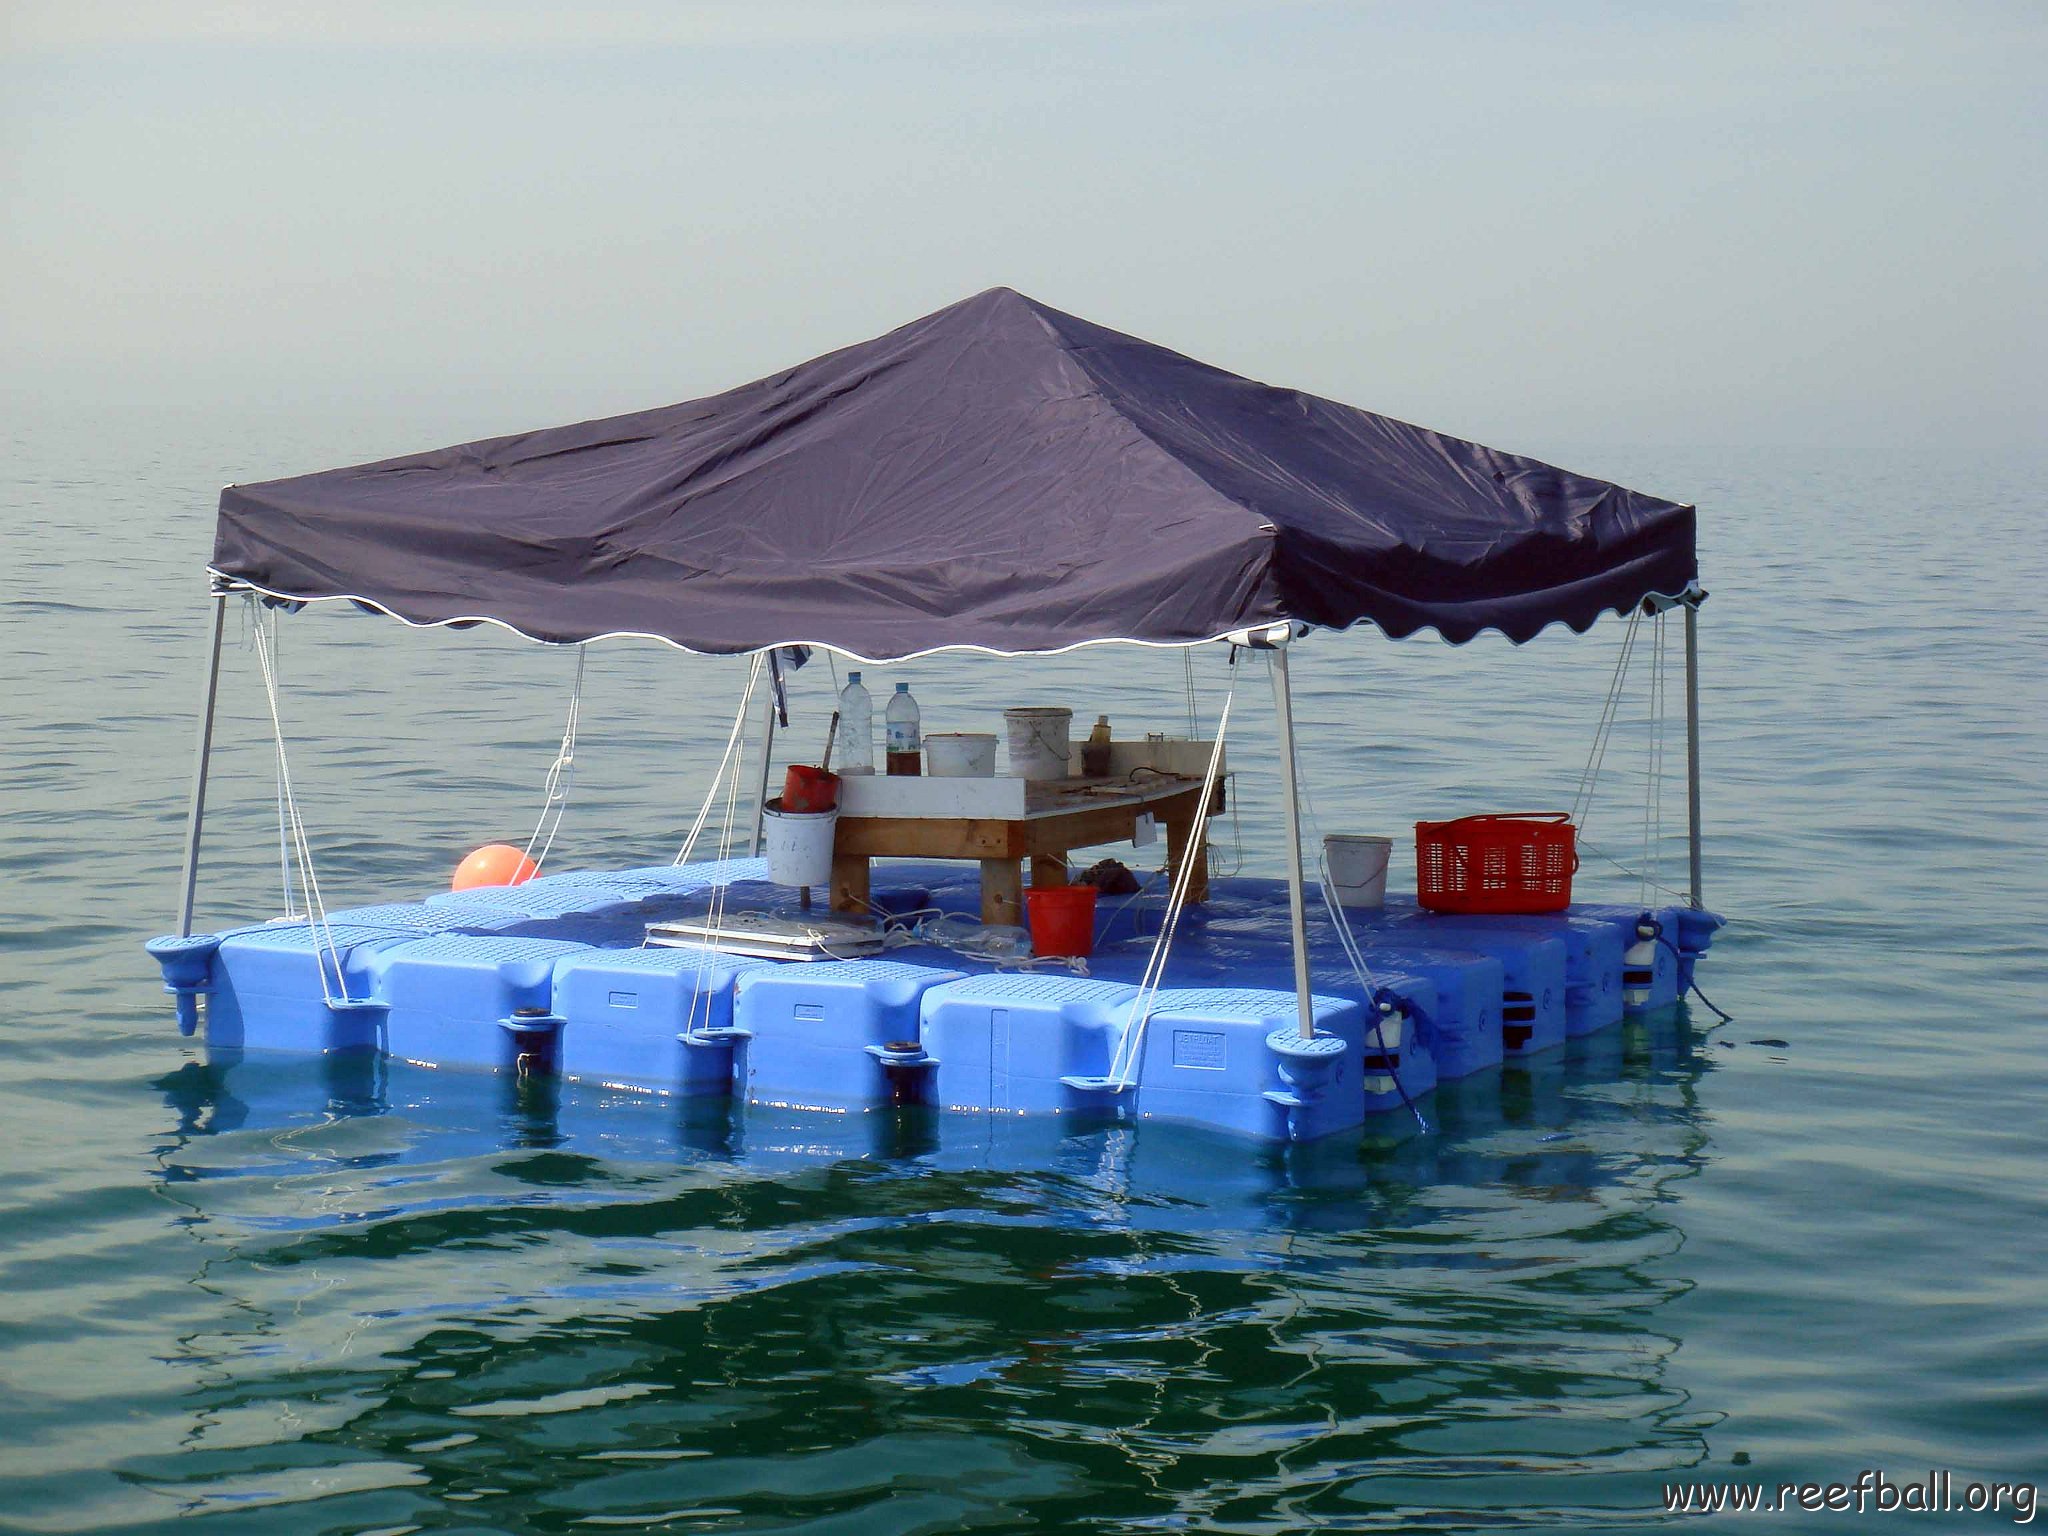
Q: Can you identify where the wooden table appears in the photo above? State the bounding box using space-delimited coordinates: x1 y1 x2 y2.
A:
829 774 1220 925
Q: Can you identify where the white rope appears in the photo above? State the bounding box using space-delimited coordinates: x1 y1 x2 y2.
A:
672 656 764 868
1578 832 1694 906
1210 770 1245 878
266 608 296 919
1296 772 1376 993
1643 611 1669 905
1570 609 1641 835
521 645 585 874
685 703 754 1037
1182 648 1200 739
1566 606 1691 906
1646 618 1662 901
1107 678 1236 1090
246 596 346 1005
1295 736 1431 1133
672 656 763 1035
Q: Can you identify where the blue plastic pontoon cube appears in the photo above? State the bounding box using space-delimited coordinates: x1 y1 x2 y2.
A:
325 901 532 935
1134 988 1366 1142
1344 906 1567 1059
422 877 639 921
1402 914 1624 1038
1666 906 1725 990
207 921 418 1054
1362 972 1439 1115
1572 902 1716 1011
919 973 1141 1115
1392 921 1566 1058
544 857 771 896
366 934 591 1071
1555 916 1627 1033
551 945 777 1095
543 867 705 896
734 959 964 1112
1349 945 1504 1081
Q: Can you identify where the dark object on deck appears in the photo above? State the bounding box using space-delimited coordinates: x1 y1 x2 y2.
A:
1079 859 1142 896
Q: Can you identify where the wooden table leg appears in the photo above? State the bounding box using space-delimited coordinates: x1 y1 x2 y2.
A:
1029 854 1069 890
830 853 871 914
1163 808 1210 903
981 858 1024 926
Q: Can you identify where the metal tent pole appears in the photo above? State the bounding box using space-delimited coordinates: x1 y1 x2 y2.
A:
1684 599 1704 909
176 589 229 936
1267 644 1316 1040
747 677 777 857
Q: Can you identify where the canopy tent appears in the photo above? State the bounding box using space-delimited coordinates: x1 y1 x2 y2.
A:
211 286 1696 659
180 290 1713 1045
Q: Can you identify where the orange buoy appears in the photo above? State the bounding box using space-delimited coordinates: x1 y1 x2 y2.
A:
453 843 539 891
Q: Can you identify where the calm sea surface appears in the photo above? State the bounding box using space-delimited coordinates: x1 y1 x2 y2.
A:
2 408 2043 1533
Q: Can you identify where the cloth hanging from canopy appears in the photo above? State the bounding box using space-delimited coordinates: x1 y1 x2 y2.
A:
211 287 1696 658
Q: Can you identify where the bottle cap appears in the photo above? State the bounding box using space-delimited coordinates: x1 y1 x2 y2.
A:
896 682 910 692
848 671 862 683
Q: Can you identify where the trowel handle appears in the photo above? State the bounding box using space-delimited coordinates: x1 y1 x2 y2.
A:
821 710 840 772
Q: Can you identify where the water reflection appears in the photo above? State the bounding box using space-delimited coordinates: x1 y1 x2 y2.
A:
136 1010 1716 1531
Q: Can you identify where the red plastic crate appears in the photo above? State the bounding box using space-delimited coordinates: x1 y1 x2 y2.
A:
1415 813 1578 914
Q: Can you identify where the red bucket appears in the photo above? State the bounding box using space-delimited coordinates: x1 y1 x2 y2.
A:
782 764 840 814
1025 883 1098 958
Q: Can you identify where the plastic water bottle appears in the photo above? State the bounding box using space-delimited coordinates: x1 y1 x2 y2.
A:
885 682 922 776
838 672 874 775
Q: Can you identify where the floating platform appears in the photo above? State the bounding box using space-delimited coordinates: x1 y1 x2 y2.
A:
147 860 1722 1146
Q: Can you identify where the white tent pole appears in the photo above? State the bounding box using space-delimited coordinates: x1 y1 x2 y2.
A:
747 676 777 857
1684 598 1704 909
1268 642 1316 1040
176 589 229 937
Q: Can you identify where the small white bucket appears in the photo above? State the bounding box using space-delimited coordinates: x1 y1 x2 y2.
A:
925 732 998 777
1324 834 1393 909
762 797 839 888
1004 707 1073 780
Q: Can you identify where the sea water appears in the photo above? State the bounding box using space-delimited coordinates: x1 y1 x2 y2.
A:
1 406 2043 1533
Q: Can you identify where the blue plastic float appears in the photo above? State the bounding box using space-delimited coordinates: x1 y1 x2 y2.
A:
147 859 1722 1145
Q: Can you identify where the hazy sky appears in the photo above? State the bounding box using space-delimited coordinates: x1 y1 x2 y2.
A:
2 0 2041 455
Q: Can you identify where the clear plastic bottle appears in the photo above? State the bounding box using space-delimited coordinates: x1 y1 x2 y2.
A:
838 672 874 775
885 681 922 776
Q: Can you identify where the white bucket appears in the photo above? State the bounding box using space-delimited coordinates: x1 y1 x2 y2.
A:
1324 834 1393 909
925 731 998 777
1003 707 1073 780
762 797 839 888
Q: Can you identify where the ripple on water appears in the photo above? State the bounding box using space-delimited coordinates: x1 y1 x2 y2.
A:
2 440 2045 1530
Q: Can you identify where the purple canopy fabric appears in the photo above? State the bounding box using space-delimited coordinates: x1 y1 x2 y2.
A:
213 287 1695 658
